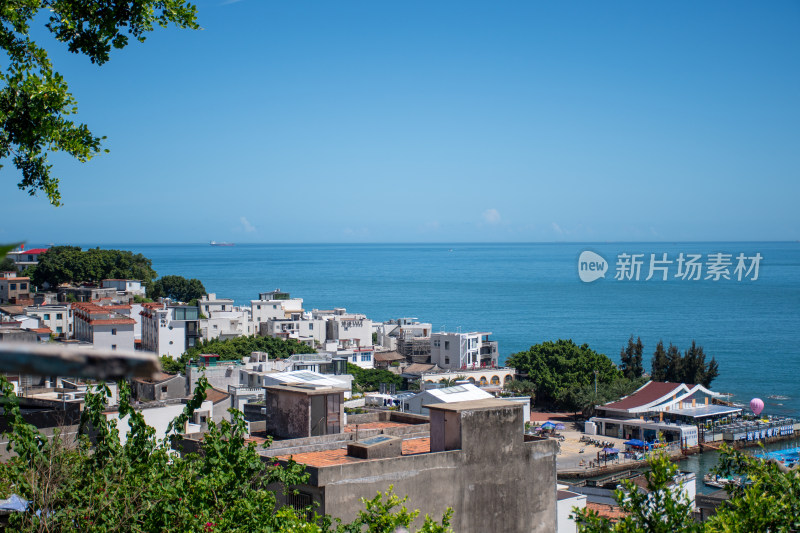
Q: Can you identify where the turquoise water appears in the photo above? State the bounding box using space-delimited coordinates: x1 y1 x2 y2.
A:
78 241 800 417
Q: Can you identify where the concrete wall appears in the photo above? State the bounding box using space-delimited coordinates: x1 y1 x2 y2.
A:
286 402 557 533
264 388 311 439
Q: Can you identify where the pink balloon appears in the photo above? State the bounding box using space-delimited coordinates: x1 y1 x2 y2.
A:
750 398 764 416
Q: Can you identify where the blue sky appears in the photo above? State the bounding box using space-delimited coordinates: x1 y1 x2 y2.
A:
1 1 798 244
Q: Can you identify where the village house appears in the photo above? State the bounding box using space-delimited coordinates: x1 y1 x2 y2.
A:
72 302 135 351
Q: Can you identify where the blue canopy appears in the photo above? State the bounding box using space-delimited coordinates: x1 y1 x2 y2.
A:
624 439 646 447
540 421 557 429
603 447 620 453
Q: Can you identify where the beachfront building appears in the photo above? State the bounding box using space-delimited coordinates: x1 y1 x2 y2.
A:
430 331 499 370
403 383 494 416
251 289 303 326
24 304 73 338
0 272 31 304
586 381 741 447
197 293 234 316
140 302 200 359
72 302 135 351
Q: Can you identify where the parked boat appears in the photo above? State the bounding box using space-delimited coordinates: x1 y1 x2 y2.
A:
703 474 740 489
210 241 234 247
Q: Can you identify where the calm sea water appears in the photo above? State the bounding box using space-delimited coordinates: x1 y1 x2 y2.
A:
84 241 799 418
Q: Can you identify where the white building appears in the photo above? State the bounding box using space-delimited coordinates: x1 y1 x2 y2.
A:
403 383 493 416
260 311 325 347
313 308 373 350
24 304 73 338
140 302 200 359
6 247 48 269
197 293 235 316
556 484 587 533
72 302 135 351
430 331 499 370
250 289 303 326
101 279 146 298
201 309 254 341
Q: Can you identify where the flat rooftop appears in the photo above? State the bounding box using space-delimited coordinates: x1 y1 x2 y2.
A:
344 421 417 432
275 437 431 467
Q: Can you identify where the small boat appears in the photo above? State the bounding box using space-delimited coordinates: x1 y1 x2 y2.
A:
703 474 740 489
210 241 234 247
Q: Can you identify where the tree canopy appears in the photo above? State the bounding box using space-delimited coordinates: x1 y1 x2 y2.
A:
347 363 403 393
619 335 644 380
150 275 206 303
506 339 621 409
0 1 199 205
28 246 157 288
651 340 719 387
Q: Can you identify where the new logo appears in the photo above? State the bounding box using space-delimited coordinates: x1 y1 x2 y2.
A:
578 251 607 283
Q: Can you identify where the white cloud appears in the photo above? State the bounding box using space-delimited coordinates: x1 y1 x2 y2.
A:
240 216 256 233
482 208 501 224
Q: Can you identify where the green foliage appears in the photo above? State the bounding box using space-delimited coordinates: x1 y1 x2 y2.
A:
150 275 206 303
650 340 719 387
0 375 453 532
706 445 800 532
185 335 316 362
0 1 199 205
506 339 621 409
160 355 184 374
0 256 16 273
573 452 701 533
133 294 154 304
619 335 644 380
334 486 453 533
574 445 800 533
560 376 646 416
348 363 403 393
28 246 157 287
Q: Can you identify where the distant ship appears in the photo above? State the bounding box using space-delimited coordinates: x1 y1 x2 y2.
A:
209 241 235 247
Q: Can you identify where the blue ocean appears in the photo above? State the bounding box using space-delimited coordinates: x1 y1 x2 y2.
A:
90 242 799 417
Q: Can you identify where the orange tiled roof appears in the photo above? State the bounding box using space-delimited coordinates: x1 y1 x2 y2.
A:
30 328 52 334
276 437 431 467
585 503 627 521
90 318 135 325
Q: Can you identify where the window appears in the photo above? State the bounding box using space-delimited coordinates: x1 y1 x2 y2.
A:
272 304 277 309
257 305 261 310
352 355 357 362
444 341 450 350
56 313 62 320
221 305 226 311
44 313 50 320
20 283 27 290
111 344 117 350
361 354 371 362
309 323 313 330
111 328 117 335
444 356 450 365
169 341 174 345
9 283 16 290
213 324 218 329
434 339 440 347
56 327 62 333
161 385 168 393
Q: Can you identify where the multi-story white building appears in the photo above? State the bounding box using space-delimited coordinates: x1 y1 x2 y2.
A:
140 302 200 359
24 304 73 338
313 308 373 350
430 331 499 370
201 310 254 341
72 302 135 351
250 289 303 327
260 311 325 347
197 293 235 316
6 247 48 270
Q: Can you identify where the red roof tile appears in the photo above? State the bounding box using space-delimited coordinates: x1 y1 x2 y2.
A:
601 381 684 411
585 503 627 521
